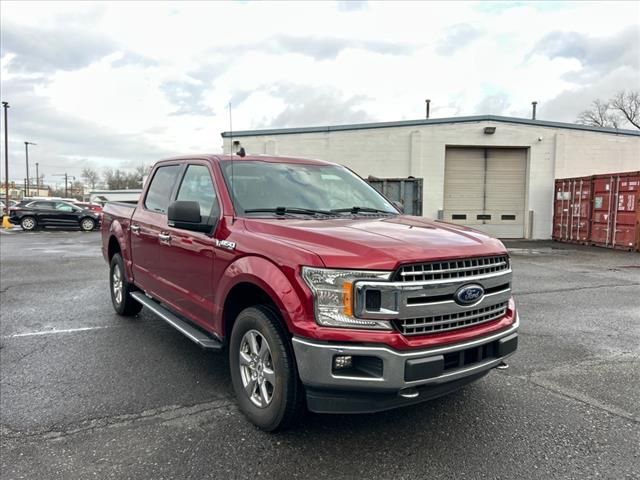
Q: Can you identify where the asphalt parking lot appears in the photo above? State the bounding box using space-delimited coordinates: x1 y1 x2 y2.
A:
1 229 639 479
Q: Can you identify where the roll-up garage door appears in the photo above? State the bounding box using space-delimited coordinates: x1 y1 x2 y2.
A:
444 147 527 238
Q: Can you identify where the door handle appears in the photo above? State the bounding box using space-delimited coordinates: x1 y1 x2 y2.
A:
131 224 140 234
158 232 172 244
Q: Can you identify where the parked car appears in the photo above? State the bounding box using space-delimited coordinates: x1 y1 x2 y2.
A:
9 200 101 231
0 200 17 216
102 154 518 431
74 202 104 219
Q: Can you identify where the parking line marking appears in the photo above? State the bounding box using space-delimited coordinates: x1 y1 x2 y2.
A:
3 326 111 338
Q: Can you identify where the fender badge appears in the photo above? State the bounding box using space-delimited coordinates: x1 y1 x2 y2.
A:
215 239 236 251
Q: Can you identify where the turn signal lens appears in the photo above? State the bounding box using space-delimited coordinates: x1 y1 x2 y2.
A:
343 281 353 316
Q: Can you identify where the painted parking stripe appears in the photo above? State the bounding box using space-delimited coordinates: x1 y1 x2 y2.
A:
3 326 111 339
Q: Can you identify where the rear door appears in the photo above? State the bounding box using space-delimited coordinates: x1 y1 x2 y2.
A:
29 201 57 225
130 163 182 299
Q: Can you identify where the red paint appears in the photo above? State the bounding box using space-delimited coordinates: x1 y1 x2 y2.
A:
553 176 593 243
102 154 517 349
554 171 640 251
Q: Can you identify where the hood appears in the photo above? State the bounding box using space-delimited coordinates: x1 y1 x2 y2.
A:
245 215 508 270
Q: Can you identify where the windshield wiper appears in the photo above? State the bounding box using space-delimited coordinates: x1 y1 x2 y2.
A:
244 207 336 216
330 207 396 215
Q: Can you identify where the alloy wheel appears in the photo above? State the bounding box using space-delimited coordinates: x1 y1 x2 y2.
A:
112 265 123 305
239 330 276 408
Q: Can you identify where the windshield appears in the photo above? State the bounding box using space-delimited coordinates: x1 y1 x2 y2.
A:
220 161 398 216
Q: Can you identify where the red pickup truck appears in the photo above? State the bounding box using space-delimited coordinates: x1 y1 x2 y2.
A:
102 154 518 431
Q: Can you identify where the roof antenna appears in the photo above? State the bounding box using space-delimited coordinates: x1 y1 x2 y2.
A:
228 102 236 223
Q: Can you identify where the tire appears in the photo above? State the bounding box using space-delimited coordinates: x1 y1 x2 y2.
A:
80 217 96 232
20 216 37 231
110 253 143 316
229 305 305 431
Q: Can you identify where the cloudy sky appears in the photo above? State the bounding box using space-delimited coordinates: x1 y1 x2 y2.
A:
1 0 639 185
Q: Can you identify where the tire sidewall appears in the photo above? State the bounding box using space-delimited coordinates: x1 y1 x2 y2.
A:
110 254 126 315
229 307 295 431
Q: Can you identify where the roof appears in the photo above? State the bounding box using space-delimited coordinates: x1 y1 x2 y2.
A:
221 114 640 138
155 154 334 166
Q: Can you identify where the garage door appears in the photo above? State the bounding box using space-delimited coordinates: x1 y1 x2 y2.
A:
444 147 527 238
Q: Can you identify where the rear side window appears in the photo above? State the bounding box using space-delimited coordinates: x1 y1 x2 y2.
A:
31 201 55 210
175 165 219 218
144 165 181 213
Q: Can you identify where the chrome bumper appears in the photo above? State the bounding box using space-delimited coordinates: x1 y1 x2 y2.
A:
292 314 518 392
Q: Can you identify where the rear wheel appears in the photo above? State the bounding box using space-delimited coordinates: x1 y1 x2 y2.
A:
110 253 142 316
80 217 96 231
20 216 36 231
229 305 305 431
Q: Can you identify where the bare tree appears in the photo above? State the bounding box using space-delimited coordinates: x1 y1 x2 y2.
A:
576 99 620 128
611 90 640 130
577 90 640 130
82 167 100 190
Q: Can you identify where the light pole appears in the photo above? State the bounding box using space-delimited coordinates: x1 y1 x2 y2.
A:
35 162 39 192
2 101 8 211
24 141 36 197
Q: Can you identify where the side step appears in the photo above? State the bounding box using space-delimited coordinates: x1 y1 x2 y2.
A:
130 292 223 350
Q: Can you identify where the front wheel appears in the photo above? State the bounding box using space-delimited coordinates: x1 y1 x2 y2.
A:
110 253 142 316
229 305 305 431
80 217 96 231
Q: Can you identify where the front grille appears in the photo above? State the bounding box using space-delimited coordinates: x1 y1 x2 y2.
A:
396 255 510 282
394 301 508 336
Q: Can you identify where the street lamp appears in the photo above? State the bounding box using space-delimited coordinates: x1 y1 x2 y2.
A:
2 101 8 212
24 141 37 196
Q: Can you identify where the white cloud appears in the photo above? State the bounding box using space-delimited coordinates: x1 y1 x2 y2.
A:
1 0 639 183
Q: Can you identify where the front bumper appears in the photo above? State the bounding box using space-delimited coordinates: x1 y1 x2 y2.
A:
292 314 518 413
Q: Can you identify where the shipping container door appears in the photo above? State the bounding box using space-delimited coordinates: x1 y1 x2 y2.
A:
444 147 526 238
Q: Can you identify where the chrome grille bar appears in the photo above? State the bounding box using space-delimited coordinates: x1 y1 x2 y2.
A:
397 255 510 282
395 302 508 336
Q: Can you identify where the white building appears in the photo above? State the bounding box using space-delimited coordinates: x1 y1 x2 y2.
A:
222 115 640 239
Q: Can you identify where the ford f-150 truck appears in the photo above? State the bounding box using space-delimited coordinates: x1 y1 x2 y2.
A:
102 154 518 431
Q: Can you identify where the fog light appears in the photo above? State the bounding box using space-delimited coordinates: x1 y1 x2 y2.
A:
333 355 353 369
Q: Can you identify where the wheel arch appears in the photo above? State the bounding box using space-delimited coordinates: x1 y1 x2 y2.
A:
218 256 309 343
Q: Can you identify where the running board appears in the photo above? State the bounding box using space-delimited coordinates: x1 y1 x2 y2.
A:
130 292 223 350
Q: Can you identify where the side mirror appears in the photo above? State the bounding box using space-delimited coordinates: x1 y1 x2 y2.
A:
168 201 211 233
392 200 405 214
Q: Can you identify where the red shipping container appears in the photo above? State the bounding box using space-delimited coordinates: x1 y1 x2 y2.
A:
590 171 640 251
552 176 592 244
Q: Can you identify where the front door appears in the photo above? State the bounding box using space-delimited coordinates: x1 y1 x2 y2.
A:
161 162 219 329
53 202 82 226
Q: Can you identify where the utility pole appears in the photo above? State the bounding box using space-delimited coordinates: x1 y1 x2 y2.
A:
24 141 36 196
53 173 75 198
2 101 9 212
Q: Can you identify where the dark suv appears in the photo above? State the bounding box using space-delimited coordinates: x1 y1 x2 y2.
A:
9 200 101 231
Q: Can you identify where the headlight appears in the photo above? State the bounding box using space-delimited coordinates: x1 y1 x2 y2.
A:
302 267 392 330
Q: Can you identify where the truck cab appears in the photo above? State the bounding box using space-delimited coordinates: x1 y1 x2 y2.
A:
102 154 518 431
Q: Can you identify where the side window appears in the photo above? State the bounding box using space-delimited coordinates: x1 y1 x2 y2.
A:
175 165 218 218
144 165 181 213
55 203 74 212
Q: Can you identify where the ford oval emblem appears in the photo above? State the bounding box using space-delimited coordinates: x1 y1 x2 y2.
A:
454 284 485 305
